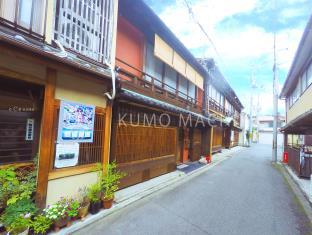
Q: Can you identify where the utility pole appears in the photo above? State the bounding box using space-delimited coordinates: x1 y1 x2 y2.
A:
272 32 278 163
249 93 253 146
256 94 260 143
249 72 255 147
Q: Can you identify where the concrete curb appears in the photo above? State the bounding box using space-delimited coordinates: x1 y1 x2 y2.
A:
51 146 245 235
280 163 312 223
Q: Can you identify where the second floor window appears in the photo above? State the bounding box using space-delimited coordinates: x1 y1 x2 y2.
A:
54 0 115 64
0 0 46 36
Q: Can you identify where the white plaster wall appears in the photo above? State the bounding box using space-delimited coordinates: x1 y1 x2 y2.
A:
46 172 98 206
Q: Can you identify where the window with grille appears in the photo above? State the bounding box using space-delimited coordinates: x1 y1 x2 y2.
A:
54 0 115 64
52 105 105 168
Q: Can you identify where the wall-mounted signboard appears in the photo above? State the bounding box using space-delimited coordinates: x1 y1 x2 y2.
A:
54 143 79 168
57 100 95 143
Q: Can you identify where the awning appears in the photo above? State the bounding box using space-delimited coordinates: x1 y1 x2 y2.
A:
281 109 312 134
118 88 218 126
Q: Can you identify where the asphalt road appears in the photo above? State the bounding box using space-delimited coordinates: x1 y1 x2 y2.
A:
75 145 311 235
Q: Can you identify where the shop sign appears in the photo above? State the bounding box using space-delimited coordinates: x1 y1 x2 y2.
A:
54 143 79 168
57 100 95 143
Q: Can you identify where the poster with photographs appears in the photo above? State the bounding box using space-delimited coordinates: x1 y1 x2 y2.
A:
54 143 79 168
57 100 95 143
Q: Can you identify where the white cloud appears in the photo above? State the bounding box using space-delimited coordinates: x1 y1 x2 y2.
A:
280 8 306 19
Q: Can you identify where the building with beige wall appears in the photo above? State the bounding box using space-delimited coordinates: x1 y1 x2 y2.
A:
280 15 312 178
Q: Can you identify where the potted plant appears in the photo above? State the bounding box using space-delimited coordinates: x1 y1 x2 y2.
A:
44 198 69 232
66 198 80 226
0 198 37 235
30 215 52 235
87 183 102 214
101 162 126 209
6 214 31 235
77 187 90 220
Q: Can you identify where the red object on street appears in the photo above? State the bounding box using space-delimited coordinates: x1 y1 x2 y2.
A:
206 155 211 163
283 152 288 163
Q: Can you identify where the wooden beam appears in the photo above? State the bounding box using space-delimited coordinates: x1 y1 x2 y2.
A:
161 62 165 88
48 163 98 180
0 66 45 85
210 127 214 158
176 73 180 96
102 104 113 171
36 68 56 208
187 80 189 97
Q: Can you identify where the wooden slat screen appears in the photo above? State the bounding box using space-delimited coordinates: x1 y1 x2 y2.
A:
52 107 105 168
190 128 202 161
232 130 239 147
0 114 33 164
78 112 104 165
114 125 176 164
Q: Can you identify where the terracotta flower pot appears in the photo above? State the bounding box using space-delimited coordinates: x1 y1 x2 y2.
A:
78 203 90 221
54 217 69 232
18 228 29 235
102 198 114 209
89 201 101 215
66 220 72 227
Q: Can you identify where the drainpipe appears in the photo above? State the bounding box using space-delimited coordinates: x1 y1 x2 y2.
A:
52 40 67 58
104 61 116 101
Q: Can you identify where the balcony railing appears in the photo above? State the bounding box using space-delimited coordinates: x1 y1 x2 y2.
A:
116 58 201 112
54 0 114 64
234 115 240 125
0 0 47 40
208 98 223 115
208 98 236 117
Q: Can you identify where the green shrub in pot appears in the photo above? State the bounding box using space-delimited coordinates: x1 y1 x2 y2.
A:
31 215 52 235
0 198 37 235
101 162 126 209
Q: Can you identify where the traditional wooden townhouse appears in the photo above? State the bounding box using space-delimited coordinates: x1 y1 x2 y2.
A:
0 0 118 207
111 0 217 188
280 15 312 179
199 58 244 153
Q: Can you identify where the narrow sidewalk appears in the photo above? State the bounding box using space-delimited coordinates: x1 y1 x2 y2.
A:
284 164 312 203
52 146 245 235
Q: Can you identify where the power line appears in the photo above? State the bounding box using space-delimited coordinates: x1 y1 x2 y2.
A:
181 0 222 60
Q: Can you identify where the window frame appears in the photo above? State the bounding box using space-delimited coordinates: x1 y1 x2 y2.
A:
0 0 47 39
53 0 115 64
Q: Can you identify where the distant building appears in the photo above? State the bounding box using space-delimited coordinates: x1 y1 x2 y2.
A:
252 115 285 146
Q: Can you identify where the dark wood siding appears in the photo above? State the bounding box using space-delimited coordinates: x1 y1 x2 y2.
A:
0 78 43 165
212 126 223 153
111 102 178 188
189 128 202 161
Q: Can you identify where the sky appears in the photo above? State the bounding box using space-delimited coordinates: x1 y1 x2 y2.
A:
144 0 312 116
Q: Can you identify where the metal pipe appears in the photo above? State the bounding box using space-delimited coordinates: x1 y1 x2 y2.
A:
104 62 116 100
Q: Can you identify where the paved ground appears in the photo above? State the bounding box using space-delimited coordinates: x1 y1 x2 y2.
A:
74 145 311 235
